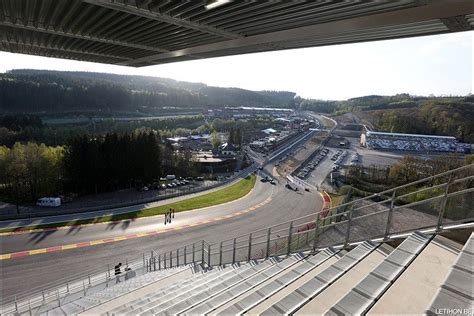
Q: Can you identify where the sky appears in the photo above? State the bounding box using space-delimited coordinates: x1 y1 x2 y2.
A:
0 31 472 100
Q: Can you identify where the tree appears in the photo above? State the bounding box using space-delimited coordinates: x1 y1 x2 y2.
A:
211 131 221 148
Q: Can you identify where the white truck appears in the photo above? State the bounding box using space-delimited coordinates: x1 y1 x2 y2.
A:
36 197 61 207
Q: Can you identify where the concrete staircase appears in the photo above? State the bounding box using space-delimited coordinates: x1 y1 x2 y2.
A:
45 231 474 316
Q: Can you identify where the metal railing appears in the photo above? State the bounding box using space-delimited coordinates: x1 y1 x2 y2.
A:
148 163 473 268
1 164 472 315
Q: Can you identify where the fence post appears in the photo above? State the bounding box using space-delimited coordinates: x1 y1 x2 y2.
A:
287 221 293 256
42 291 45 301
247 233 252 262
66 282 69 293
207 244 211 267
88 272 91 286
384 190 397 240
83 280 86 295
14 296 18 312
437 175 453 232
164 252 167 269
170 251 172 268
266 228 271 258
192 243 195 264
232 238 237 264
219 242 223 266
143 253 145 270
344 205 354 248
184 246 187 266
158 254 161 270
177 248 180 267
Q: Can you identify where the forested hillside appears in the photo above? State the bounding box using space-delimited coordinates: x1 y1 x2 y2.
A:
0 70 297 114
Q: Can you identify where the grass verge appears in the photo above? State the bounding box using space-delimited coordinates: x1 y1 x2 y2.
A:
0 174 256 233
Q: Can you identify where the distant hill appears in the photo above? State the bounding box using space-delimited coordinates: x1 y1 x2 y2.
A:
0 70 297 114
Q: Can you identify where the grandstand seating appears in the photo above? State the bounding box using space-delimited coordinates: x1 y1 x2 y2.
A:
36 231 472 315
364 131 470 153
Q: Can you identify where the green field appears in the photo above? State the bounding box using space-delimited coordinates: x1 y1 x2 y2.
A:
1 174 256 233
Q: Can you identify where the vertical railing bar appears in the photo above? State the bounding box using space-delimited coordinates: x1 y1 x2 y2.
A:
384 190 397 240
266 228 271 258
248 233 252 262
207 244 211 268
232 238 236 264
219 242 223 266
344 204 354 248
287 221 293 256
437 175 453 232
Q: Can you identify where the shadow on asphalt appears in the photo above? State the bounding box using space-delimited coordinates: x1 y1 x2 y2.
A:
66 225 82 235
28 229 57 244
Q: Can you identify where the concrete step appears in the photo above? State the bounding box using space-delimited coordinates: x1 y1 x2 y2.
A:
326 232 432 315
426 232 474 315
258 241 378 315
296 243 393 315
368 235 461 315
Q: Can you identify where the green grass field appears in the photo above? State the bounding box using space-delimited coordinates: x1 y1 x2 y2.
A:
1 174 256 233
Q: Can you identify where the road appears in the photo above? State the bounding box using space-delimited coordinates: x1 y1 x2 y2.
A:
0 129 324 302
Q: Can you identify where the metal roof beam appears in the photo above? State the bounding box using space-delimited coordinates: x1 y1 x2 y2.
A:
83 0 242 39
0 19 169 54
121 0 474 66
0 37 131 61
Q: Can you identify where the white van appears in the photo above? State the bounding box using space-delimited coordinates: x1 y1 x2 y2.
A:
166 175 176 180
36 197 61 207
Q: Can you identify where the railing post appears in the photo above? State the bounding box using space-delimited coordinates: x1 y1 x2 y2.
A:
344 205 354 248
266 228 271 258
248 233 252 262
88 272 91 286
158 254 161 270
287 221 293 256
177 248 180 267
219 242 223 266
312 216 319 251
143 253 145 270
192 243 195 264
66 282 69 293
14 296 18 312
437 175 453 232
184 246 187 266
164 252 167 269
170 251 172 268
201 240 205 267
207 244 211 267
232 238 236 264
384 190 397 240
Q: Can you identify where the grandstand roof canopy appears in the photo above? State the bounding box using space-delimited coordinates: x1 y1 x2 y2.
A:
366 131 457 140
0 0 473 67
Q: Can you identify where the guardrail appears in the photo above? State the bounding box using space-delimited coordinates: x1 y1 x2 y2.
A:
0 164 257 315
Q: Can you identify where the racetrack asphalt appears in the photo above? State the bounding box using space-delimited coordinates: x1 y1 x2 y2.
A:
0 172 323 300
